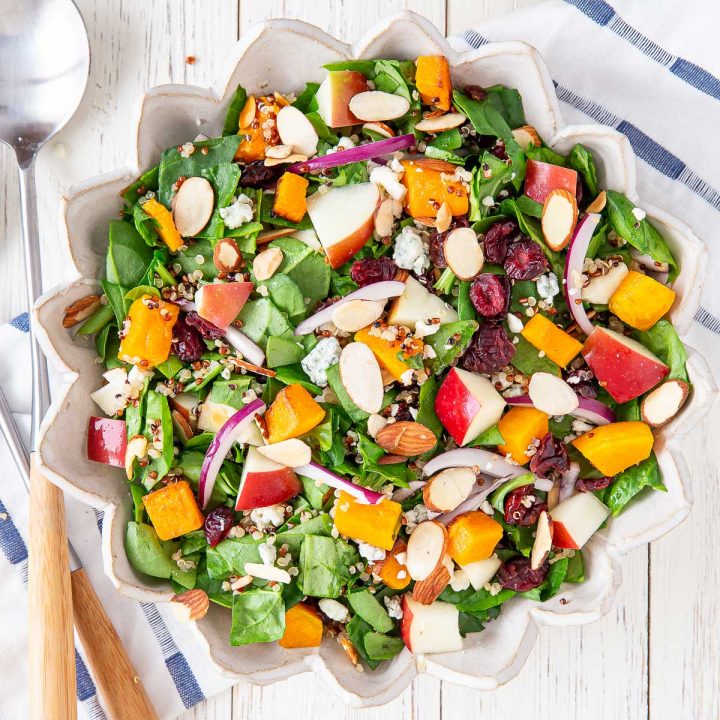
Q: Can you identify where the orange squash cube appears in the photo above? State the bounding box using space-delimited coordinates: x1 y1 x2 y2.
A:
279 602 323 649
334 491 403 551
265 384 325 444
142 480 205 541
520 313 583 368
415 55 452 111
372 540 411 590
141 197 183 251
400 159 468 218
273 172 309 224
608 270 676 331
497 406 549 465
118 295 179 369
354 326 421 383
572 421 654 476
235 94 282 163
447 511 503 565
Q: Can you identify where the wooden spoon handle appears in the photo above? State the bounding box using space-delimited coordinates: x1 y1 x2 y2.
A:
27 454 77 720
71 567 159 720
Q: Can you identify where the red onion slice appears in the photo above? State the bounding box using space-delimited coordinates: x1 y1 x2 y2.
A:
198 398 266 508
506 393 614 425
422 448 526 480
392 479 426 502
564 213 601 338
294 280 406 336
224 326 265 367
295 461 385 504
288 134 415 174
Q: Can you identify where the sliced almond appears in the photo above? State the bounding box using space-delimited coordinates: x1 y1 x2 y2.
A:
338 632 359 665
366 413 388 439
528 372 579 416
170 589 210 622
374 197 395 238
422 467 476 513
375 421 436 456
256 438 311 467
511 125 541 151
339 342 383 414
435 201 452 233
213 238 242 273
244 562 292 584
541 188 578 251
239 95 256 127
276 105 319 157
252 247 284 281
415 112 467 133
171 410 194 443
363 121 395 138
349 91 410 122
640 380 689 427
332 299 384 333
264 153 307 167
264 144 292 159
443 227 484 280
406 520 448 581
124 434 148 481
412 559 451 604
173 176 215 237
256 227 297 246
531 511 553 570
377 454 406 465
63 294 102 328
409 157 457 173
230 358 277 378
585 190 607 214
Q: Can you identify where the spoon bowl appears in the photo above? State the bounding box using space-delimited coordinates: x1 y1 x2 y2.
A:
0 0 89 166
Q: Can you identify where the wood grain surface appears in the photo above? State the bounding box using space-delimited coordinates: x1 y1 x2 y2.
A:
1 2 716 719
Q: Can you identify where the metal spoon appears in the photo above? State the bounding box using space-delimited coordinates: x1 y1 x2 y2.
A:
0 2 88 718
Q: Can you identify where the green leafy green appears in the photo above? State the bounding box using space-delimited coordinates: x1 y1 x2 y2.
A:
604 452 665 516
230 588 285 646
363 632 405 662
490 473 534 513
199 162 242 239
222 85 248 136
347 589 393 633
511 335 561 377
299 535 358 598
469 424 504 446
568 144 598 196
106 220 154 288
426 320 478 373
633 320 689 382
469 151 513 221
139 391 174 489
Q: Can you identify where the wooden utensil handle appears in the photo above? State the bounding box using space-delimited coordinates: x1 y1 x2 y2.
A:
71 567 159 720
27 454 77 720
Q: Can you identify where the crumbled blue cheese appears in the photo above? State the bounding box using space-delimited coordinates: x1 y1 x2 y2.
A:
258 542 277 566
357 542 386 563
631 207 646 222
370 165 406 201
219 194 254 229
301 336 341 387
536 272 560 302
319 598 349 623
415 318 440 338
383 595 403 620
506 313 524 334
393 226 429 275
249 504 286 529
481 196 495 207
450 568 470 591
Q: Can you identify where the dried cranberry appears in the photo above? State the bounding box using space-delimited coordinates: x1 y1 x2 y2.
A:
488 139 508 161
564 368 597 399
503 240 548 280
576 476 612 493
575 175 589 209
464 85 488 101
185 311 224 339
461 322 515 374
428 217 470 268
469 274 511 318
504 484 547 526
350 257 398 287
383 400 414 422
239 160 284 189
498 556 549 592
529 433 569 480
204 506 235 548
172 315 205 362
483 220 521 264
314 296 340 313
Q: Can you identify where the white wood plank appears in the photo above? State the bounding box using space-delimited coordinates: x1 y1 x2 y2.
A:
446 0 541 36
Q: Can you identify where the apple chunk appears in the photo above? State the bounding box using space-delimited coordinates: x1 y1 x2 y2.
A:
236 446 301 510
195 282 253 329
401 595 463 655
582 327 669 403
434 368 506 446
387 275 458 329
524 159 578 204
460 555 501 591
315 70 369 128
306 182 380 269
549 492 610 549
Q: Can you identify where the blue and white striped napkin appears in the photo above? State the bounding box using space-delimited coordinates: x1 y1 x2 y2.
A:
0 315 234 719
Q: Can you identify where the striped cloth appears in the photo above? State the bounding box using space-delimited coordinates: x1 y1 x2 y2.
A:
457 0 720 349
0 316 233 719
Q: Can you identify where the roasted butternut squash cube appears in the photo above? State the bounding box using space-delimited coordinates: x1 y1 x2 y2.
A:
141 197 183 251
415 55 452 111
573 421 654 476
334 491 402 551
265 384 325 443
142 480 204 541
400 159 468 218
520 313 583 368
608 270 675 331
279 602 323 648
273 172 309 224
118 295 179 369
497 406 549 465
447 511 503 565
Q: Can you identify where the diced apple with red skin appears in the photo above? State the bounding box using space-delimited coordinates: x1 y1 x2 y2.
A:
87 417 127 467
582 327 669 403
401 595 463 655
315 70 369 128
236 446 302 511
306 183 380 269
549 492 610 549
524 159 578 204
195 282 253 329
387 276 458 329
434 368 505 446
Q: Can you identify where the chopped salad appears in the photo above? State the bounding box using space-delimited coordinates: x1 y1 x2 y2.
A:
71 53 690 665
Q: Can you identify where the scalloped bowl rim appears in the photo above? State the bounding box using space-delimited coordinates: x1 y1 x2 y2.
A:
33 12 716 708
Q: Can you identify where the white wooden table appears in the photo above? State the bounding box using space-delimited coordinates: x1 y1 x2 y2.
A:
1 2 717 718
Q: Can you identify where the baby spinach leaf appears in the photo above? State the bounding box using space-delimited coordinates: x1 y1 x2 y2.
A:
106 220 154 288
427 320 478 373
101 280 130 327
345 615 381 670
214 536 263 575
323 59 376 76
292 82 320 113
347 589 393 633
604 452 666 516
198 162 242 239
565 551 585 583
230 588 285 646
273 365 322 396
237 298 292 350
125 522 175 579
568 144 598 196
470 152 513 221
526 145 566 166
299 534 358 598
78 301 114 337
263 273 306 320
490 473 534 513
485 85 526 129
130 201 160 246
439 583 515 612
469 424 504 446
363 632 404 662
209 375 254 409
540 557 569 600
222 84 248 136
415 375 443 440
123 165 159 206
174 239 219 280
511 335 561 377
633 320 689 382
139 391 174 489
286 253 331 308
270 236 313 273
357 433 413 487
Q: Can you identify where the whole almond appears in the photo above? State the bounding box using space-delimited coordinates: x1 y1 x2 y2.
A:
253 247 284 281
63 294 102 328
213 238 242 273
586 190 607 213
170 588 209 622
375 421 436 456
412 561 451 605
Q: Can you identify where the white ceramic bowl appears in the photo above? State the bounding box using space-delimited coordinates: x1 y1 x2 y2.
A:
34 11 716 707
